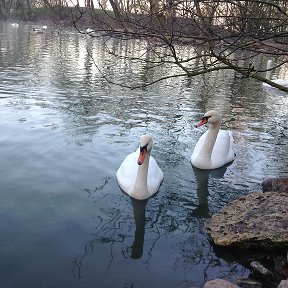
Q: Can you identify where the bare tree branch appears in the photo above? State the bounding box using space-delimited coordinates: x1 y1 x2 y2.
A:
68 0 288 91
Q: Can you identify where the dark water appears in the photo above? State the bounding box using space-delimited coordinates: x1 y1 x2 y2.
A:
0 21 287 288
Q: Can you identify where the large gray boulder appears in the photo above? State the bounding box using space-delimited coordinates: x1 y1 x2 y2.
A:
205 192 288 249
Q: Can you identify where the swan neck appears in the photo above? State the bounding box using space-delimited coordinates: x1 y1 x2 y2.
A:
201 123 220 156
130 151 150 199
266 61 272 80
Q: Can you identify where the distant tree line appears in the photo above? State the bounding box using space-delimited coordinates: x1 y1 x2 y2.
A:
79 0 287 41
0 0 68 20
73 0 288 91
1 0 287 91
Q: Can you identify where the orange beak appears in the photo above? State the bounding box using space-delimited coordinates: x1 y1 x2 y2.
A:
137 147 147 165
196 117 208 128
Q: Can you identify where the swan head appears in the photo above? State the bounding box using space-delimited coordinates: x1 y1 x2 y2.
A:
137 134 153 165
196 110 221 127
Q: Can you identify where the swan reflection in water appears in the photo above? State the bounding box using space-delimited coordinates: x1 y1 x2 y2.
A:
129 198 148 259
192 162 232 217
73 195 148 281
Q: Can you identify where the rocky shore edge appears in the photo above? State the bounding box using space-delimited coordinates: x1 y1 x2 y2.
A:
203 177 288 288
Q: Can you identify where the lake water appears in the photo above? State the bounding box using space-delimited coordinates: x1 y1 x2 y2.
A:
0 21 287 288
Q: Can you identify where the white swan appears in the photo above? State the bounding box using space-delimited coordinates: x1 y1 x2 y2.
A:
86 28 94 33
191 110 235 170
263 59 288 88
117 134 163 200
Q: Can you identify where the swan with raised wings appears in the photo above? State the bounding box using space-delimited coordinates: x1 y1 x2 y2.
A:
191 110 235 170
117 134 163 200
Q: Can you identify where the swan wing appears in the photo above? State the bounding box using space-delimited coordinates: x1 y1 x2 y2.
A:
147 156 164 195
116 151 138 193
191 131 208 162
211 130 235 168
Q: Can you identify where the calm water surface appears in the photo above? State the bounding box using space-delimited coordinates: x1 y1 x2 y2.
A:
0 21 287 288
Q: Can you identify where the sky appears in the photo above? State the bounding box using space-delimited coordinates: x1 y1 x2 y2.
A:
67 0 101 8
67 0 87 7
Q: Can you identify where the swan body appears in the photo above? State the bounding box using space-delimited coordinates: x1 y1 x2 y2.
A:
191 110 235 170
11 23 19 27
117 135 163 200
263 59 288 88
86 28 97 35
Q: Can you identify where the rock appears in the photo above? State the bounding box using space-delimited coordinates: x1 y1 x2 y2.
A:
248 260 280 287
250 260 273 277
262 177 288 193
243 252 287 288
278 280 288 288
205 192 288 249
204 278 239 288
236 278 262 288
273 254 288 279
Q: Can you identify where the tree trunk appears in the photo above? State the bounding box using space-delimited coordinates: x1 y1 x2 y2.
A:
42 0 61 20
108 0 122 20
0 0 6 20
